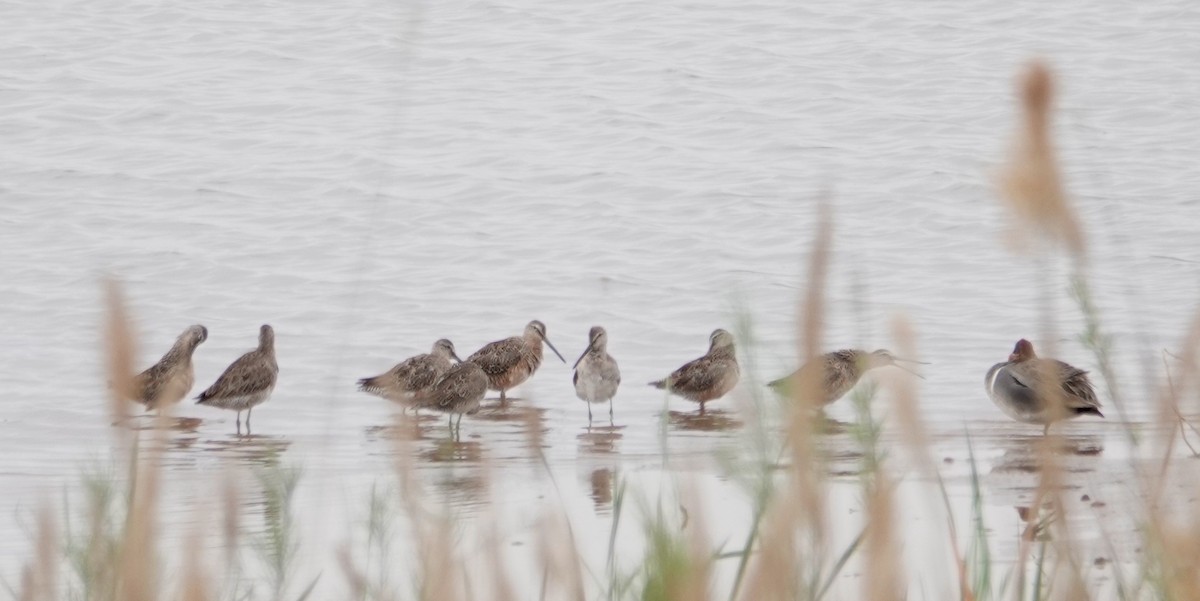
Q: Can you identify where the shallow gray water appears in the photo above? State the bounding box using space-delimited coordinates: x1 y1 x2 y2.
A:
2 0 1199 596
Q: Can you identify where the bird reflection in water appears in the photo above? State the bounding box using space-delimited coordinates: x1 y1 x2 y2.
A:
117 414 204 433
991 433 1104 475
115 415 205 456
418 439 489 509
419 438 485 463
186 433 293 469
471 402 548 424
589 467 615 510
363 412 442 444
667 409 742 432
472 403 551 455
578 424 624 455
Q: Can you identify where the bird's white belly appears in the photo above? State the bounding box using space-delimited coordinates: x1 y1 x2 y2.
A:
576 375 616 403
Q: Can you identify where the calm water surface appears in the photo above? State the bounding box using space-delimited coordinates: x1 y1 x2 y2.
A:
2 0 1199 595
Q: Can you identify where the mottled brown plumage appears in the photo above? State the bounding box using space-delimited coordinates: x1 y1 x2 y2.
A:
649 329 739 412
131 324 208 410
768 349 925 406
466 320 565 403
415 361 489 435
357 339 460 409
985 339 1102 432
196 324 278 432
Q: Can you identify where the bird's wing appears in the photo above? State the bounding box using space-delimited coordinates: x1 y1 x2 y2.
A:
666 357 719 393
770 360 836 400
1006 359 1101 413
432 367 484 409
602 358 621 386
133 362 167 404
199 352 275 400
467 339 523 375
390 355 442 391
1053 360 1101 409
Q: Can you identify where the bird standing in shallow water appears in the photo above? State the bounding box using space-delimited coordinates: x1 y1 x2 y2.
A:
467 320 565 404
573 326 620 423
768 349 926 406
357 339 461 411
129 324 208 411
196 324 278 433
985 339 1102 433
416 361 489 437
649 329 739 413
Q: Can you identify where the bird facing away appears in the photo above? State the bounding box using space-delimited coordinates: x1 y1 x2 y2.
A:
357 339 461 411
768 349 926 406
649 329 739 413
573 326 620 423
985 338 1102 433
130 324 208 410
196 324 279 432
466 320 565 403
415 360 489 436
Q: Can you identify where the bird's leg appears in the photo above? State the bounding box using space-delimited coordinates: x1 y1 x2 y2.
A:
456 414 463 430
447 414 453 430
499 389 507 405
247 407 253 430
699 401 706 415
588 403 593 422
609 402 614 425
236 411 242 433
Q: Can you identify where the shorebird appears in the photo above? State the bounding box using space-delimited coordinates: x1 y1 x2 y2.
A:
195 324 278 432
129 324 208 410
573 326 620 422
649 329 739 413
985 339 1102 433
416 361 489 436
768 349 926 406
357 339 461 411
466 320 565 403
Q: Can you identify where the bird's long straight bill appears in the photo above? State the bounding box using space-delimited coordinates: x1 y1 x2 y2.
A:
572 349 588 370
543 336 567 363
892 363 926 379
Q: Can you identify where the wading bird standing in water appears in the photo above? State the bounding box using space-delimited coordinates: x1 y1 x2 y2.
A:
357 339 461 412
467 320 565 404
416 361 489 438
768 349 926 406
196 324 278 433
649 329 739 414
985 338 1102 434
128 324 208 411
573 326 620 423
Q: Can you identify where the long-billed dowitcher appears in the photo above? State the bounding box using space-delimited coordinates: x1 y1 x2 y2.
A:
768 349 926 406
416 361 489 436
195 324 278 432
649 329 739 413
357 339 461 411
466 320 565 403
985 339 1102 433
130 324 208 410
573 326 620 422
